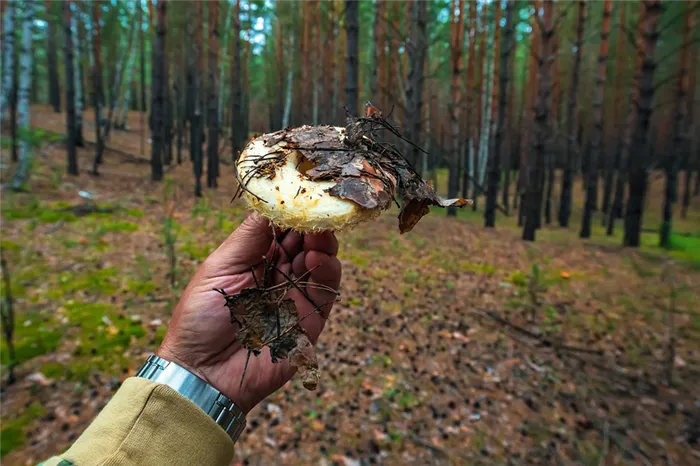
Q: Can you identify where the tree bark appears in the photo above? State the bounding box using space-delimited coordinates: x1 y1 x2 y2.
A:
522 0 553 241
462 1 477 200
0 3 15 116
660 4 694 247
104 9 137 140
403 0 427 174
580 0 613 239
150 0 166 182
680 16 698 219
9 2 35 190
371 0 385 108
90 2 105 174
71 8 84 147
485 1 514 227
447 0 466 217
558 1 586 228
64 1 78 176
623 0 662 248
231 0 243 160
207 0 219 189
345 0 359 117
46 1 61 113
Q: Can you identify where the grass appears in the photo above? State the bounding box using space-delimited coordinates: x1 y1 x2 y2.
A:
0 402 46 458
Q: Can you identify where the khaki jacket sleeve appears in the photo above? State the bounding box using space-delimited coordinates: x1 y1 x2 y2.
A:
41 377 235 466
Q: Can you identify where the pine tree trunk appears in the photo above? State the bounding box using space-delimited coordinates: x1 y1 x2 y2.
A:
371 0 385 106
558 1 586 228
0 3 15 116
623 0 662 248
140 3 146 114
502 56 516 214
217 0 233 125
189 4 202 196
71 9 84 147
403 0 427 173
46 1 61 113
522 0 553 241
90 2 105 174
602 2 628 226
64 1 78 176
580 0 613 239
485 1 514 227
207 0 219 189
345 0 359 117
231 0 243 160
447 0 465 217
9 49 18 163
680 20 698 219
660 4 694 247
9 2 35 190
150 0 166 182
462 1 477 200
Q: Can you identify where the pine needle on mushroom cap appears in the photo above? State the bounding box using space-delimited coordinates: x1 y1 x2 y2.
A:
235 111 469 234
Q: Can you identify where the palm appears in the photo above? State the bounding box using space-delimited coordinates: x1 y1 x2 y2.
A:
158 214 340 413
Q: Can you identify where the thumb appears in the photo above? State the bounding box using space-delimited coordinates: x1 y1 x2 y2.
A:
203 212 274 276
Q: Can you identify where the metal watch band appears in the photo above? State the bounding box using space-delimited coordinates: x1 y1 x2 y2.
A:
135 355 246 443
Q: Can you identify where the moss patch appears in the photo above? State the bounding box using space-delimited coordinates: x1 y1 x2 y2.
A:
0 401 46 457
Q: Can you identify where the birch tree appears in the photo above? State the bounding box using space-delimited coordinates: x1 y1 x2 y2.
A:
10 2 36 190
71 5 84 146
0 3 15 117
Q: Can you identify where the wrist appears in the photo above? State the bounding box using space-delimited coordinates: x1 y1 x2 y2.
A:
136 354 247 442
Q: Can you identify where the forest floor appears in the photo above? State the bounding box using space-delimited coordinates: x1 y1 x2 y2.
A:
1 105 700 466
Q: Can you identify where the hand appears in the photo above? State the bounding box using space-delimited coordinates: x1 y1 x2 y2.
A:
157 213 341 413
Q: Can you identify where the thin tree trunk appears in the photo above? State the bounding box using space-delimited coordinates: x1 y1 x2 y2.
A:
623 0 662 247
602 2 628 226
64 1 78 176
9 2 35 190
680 22 698 218
207 0 219 189
231 0 243 160
403 0 427 174
46 1 61 113
345 0 359 117
151 0 166 182
447 0 466 217
485 1 514 227
217 0 233 125
502 45 516 215
104 9 137 140
462 1 477 200
90 2 105 174
0 3 15 116
71 9 84 147
522 0 554 241
9 50 18 163
281 30 294 129
660 4 694 247
558 1 586 228
580 0 613 239
371 0 385 106
117 48 137 130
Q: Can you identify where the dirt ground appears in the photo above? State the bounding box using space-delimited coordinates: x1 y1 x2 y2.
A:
1 106 700 465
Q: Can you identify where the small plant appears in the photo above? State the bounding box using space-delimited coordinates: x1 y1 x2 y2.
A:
527 264 547 321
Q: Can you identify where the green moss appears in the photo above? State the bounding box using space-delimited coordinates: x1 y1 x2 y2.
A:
348 255 370 268
126 208 145 218
93 220 139 238
2 197 78 223
126 280 157 296
404 269 420 283
1 312 62 366
508 270 528 287
0 401 45 457
180 241 211 261
49 267 120 298
460 261 497 275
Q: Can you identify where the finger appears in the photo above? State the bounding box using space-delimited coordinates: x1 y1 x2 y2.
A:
278 231 303 264
300 251 342 342
203 213 274 276
303 231 338 256
292 251 307 279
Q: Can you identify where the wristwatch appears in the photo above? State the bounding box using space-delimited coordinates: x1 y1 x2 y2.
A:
135 355 247 443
